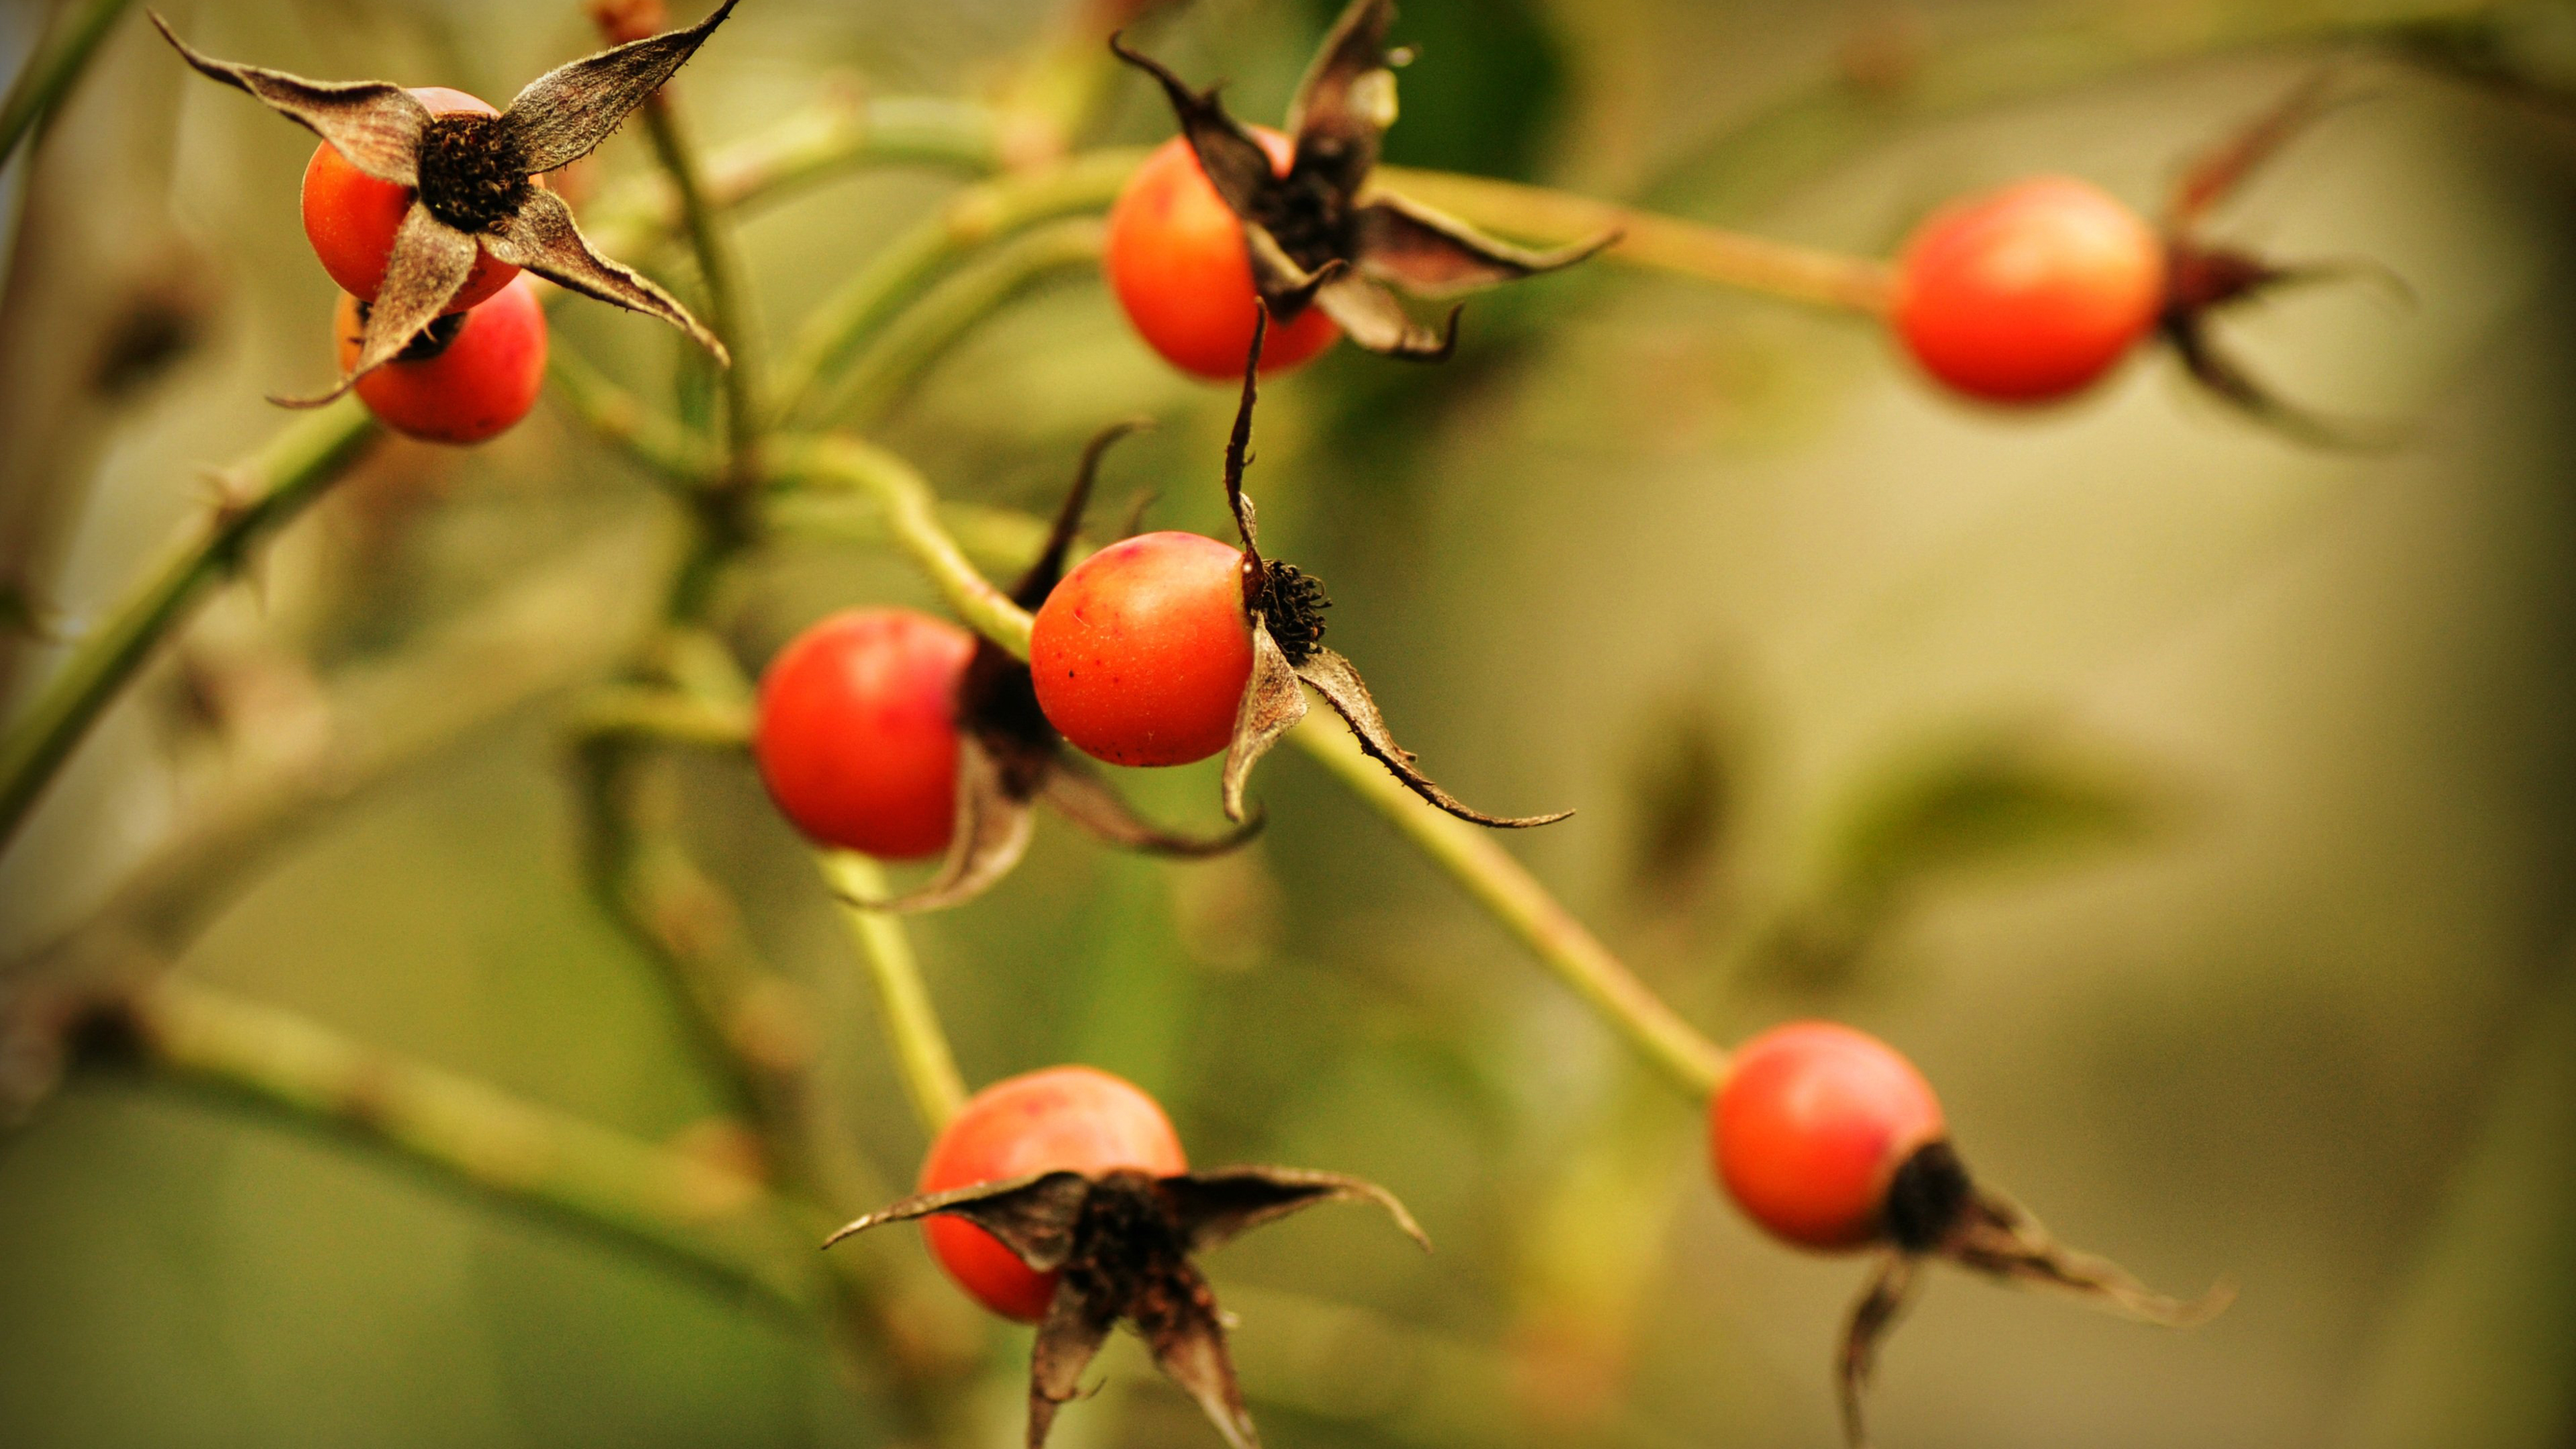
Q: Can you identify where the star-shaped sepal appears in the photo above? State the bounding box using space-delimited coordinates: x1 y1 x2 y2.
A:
1212 309 1572 829
1833 1140 2233 1449
837 423 1262 915
150 3 737 406
1111 0 1617 361
824 1165 1430 1449
2157 74 2409 447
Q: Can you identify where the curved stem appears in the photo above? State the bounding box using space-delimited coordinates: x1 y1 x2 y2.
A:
824 215 1107 426
816 851 968 1136
0 398 378 854
1283 715 1727 1094
771 149 1144 423
86 975 824 1316
1375 167 1895 315
0 0 134 170
639 95 764 475
769 431 1729 1101
547 345 717 486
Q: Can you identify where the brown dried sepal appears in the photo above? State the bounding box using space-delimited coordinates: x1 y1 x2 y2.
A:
1833 1140 2232 1449
1110 0 1615 362
837 423 1258 915
149 4 735 406
824 1165 1428 1449
2155 73 2404 447
1214 311 1572 828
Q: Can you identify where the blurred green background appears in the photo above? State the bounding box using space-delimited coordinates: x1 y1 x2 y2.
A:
2 0 2574 1446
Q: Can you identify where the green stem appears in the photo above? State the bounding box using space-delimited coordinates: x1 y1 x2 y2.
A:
1375 167 1894 315
638 95 764 473
765 435 1032 652
96 976 824 1316
770 431 1728 1100
1284 715 1727 1095
771 149 1144 422
824 215 1108 427
0 398 378 853
702 95 1003 209
0 0 135 170
547 345 717 486
570 685 753 749
766 489 1075 580
816 851 967 1136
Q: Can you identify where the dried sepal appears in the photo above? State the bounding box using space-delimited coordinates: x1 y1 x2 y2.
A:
834 737 1040 914
1835 1254 1923 1449
1138 1263 1260 1449
1221 623 1309 824
1030 1283 1120 1449
1017 419 1155 605
500 0 740 172
1105 34 1281 221
272 204 479 408
1295 646 1571 828
148 13 426 184
488 186 729 364
1313 274 1459 360
2161 309 2397 451
1044 763 1264 857
1939 1184 2233 1328
1285 0 1399 194
1353 193 1621 297
1158 1165 1431 1254
821 1169 1093 1267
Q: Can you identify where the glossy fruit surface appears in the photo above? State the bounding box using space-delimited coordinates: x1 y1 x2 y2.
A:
333 273 548 444
918 1066 1188 1322
753 608 975 860
302 87 520 313
1893 176 2166 404
1711 1020 1947 1251
1105 131 1341 381
1030 531 1256 768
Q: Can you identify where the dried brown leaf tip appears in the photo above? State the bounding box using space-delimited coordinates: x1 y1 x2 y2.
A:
149 3 735 405
1215 309 1571 830
1837 1142 2232 1449
1111 0 1615 361
2159 74 2407 447
841 423 1260 915
826 1165 1428 1449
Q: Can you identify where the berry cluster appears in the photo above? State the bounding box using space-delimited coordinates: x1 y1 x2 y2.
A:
135 0 2396 1443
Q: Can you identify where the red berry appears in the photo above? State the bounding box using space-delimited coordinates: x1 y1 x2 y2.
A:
1105 131 1342 382
1892 176 2166 404
1029 530 1256 768
917 1066 1188 1322
333 273 548 444
754 608 975 861
1711 1021 1947 1251
302 87 521 314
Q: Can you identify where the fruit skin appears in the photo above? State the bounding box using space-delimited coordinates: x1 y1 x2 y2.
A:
1892 176 2167 404
1030 531 1256 769
917 1066 1189 1322
1711 1021 1948 1252
333 273 548 444
753 608 976 861
302 87 521 313
1105 131 1342 381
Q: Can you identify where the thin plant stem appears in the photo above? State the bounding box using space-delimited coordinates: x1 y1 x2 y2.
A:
87 975 826 1316
769 432 1728 1101
547 345 716 487
638 95 764 473
824 215 1108 427
0 398 379 853
816 851 968 1136
1374 168 1896 315
1283 715 1728 1095
571 685 753 749
0 0 136 170
771 148 1145 422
